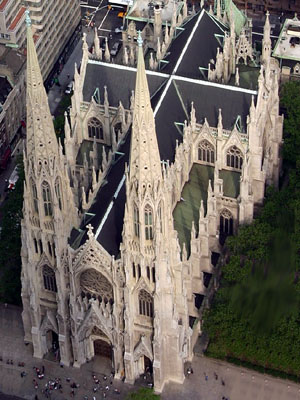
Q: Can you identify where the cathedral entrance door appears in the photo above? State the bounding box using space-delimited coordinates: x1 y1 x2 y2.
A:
45 330 60 361
144 356 153 374
94 339 112 359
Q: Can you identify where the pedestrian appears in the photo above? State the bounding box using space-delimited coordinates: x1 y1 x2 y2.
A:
221 379 225 386
214 372 218 380
67 74 70 79
42 365 45 374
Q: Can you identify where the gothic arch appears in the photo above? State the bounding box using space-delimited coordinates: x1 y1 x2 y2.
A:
87 117 104 140
78 307 114 343
73 239 112 279
197 139 215 164
219 208 233 235
225 145 243 170
80 268 113 304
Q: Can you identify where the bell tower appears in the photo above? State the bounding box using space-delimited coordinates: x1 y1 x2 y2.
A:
121 32 185 392
21 11 78 366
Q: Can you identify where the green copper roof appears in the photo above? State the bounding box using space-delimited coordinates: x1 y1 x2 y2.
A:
173 163 240 255
76 140 110 166
214 0 246 36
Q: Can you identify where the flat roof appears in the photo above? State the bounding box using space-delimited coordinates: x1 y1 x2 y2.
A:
273 18 300 61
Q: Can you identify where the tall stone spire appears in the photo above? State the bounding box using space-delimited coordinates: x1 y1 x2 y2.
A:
25 11 59 165
262 11 271 64
129 31 162 188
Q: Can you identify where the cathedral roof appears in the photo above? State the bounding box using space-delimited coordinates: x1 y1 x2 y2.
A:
162 11 227 78
72 9 258 257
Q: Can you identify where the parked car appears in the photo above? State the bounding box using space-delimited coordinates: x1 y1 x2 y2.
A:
111 41 121 56
65 81 73 94
6 165 19 191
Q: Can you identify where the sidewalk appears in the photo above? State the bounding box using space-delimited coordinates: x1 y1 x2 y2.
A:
47 27 95 116
0 304 134 400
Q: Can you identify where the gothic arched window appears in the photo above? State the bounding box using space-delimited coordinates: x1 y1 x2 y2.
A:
42 181 52 216
31 180 38 213
144 205 153 240
198 140 215 164
146 266 150 280
55 178 63 211
220 209 233 235
226 146 243 170
43 265 57 292
80 269 113 304
88 117 104 140
139 289 153 318
132 263 136 279
134 205 139 237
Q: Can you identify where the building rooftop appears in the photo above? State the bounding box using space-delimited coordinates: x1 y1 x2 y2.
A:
173 164 240 254
8 6 26 31
0 44 26 79
71 9 257 257
273 18 300 62
0 0 9 12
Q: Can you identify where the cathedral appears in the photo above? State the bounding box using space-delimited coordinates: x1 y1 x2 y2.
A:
21 2 283 393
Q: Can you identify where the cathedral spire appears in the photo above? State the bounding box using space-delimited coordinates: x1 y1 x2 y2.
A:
25 10 59 165
129 31 162 188
262 11 271 64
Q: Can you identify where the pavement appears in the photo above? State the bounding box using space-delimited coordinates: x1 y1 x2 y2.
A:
1 304 300 400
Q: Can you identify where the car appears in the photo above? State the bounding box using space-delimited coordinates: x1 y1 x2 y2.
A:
65 81 73 94
7 165 19 191
115 26 124 33
110 41 121 56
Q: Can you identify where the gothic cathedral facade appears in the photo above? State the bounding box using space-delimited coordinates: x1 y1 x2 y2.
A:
21 6 283 392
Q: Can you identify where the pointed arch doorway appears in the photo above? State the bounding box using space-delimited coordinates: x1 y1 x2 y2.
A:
91 327 114 373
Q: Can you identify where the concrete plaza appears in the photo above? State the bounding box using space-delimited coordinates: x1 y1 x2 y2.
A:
0 304 300 400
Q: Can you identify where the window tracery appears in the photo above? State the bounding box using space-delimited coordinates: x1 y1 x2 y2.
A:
42 181 52 216
55 178 63 210
134 206 139 237
144 205 153 240
220 209 233 235
139 289 153 318
80 269 113 304
226 145 243 170
88 117 104 140
31 180 38 213
198 140 215 164
43 265 57 292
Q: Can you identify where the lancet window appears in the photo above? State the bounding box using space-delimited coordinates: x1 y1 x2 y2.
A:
42 181 52 217
43 265 57 292
220 209 233 235
158 202 163 233
55 178 63 211
198 140 215 164
144 205 153 240
139 289 153 318
31 180 38 213
88 117 104 140
226 146 243 170
134 206 140 237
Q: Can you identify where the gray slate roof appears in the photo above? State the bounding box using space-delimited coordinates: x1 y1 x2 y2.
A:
73 9 257 257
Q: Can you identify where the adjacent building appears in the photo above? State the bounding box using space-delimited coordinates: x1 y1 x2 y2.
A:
24 0 81 79
0 0 26 48
0 44 26 156
21 4 283 394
